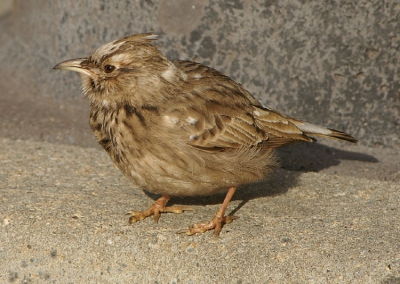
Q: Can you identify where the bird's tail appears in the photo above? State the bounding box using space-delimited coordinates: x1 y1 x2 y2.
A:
291 120 357 143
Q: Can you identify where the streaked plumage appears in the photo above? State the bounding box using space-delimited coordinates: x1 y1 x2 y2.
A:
54 32 356 235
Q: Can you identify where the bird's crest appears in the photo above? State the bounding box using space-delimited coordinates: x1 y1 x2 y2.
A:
91 32 158 64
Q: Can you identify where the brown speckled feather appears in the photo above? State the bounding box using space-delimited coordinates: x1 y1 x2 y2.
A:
169 60 355 151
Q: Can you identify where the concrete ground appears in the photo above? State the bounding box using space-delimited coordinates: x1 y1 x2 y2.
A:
0 93 399 283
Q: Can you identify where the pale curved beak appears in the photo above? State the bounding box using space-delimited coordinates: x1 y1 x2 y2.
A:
53 58 93 77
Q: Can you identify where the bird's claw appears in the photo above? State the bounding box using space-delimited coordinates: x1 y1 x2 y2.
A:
177 215 238 236
127 197 193 224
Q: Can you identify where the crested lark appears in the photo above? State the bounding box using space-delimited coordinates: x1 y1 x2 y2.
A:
54 33 357 235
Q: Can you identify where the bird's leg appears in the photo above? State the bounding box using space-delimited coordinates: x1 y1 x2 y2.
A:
178 186 238 236
128 195 193 223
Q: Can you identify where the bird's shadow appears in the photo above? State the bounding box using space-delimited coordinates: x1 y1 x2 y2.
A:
277 142 378 172
144 142 378 213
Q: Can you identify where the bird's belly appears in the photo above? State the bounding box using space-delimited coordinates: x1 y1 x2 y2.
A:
122 152 225 197
110 144 274 197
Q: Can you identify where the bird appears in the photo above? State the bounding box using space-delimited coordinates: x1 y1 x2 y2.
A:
53 32 357 236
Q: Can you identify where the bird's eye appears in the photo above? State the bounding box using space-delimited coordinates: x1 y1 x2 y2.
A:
104 65 116 73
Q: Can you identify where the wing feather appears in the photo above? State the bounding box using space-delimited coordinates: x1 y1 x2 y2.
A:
165 60 356 152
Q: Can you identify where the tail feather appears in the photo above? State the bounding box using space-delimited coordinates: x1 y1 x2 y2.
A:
293 121 357 143
323 128 357 143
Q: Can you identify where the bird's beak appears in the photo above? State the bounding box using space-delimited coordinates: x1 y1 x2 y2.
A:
53 58 93 77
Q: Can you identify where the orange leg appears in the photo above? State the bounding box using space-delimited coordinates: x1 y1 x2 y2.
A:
128 195 193 223
178 186 238 236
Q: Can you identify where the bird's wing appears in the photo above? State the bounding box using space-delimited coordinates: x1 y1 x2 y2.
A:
165 99 266 151
164 60 316 151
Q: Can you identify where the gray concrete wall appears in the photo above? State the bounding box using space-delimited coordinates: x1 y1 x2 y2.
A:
0 0 399 148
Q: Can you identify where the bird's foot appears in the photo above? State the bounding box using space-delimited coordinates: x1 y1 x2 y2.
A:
127 195 193 223
178 186 238 236
177 214 239 236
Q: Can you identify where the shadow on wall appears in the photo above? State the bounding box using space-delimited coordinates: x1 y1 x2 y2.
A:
277 142 378 172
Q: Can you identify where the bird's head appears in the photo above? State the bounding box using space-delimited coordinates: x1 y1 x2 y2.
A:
54 33 178 104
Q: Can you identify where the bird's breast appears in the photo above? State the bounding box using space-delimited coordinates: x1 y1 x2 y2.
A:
89 103 147 166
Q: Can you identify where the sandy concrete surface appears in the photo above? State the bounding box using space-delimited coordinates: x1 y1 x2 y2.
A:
1 138 399 283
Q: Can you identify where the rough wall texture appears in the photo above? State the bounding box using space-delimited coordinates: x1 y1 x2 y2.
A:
0 0 399 148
